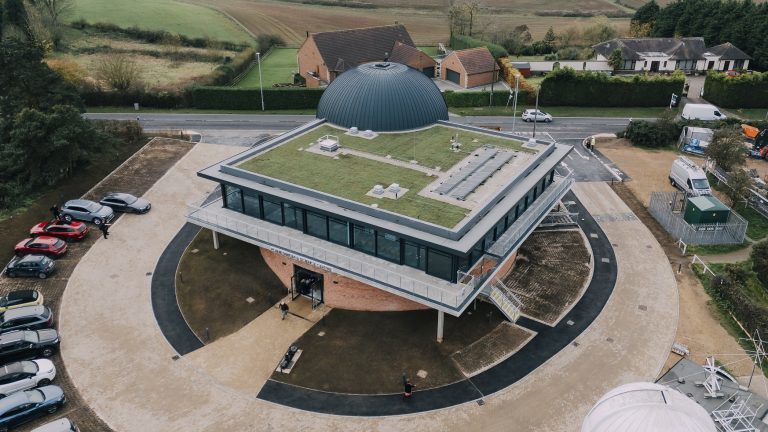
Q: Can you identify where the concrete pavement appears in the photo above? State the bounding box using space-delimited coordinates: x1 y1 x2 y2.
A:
60 142 678 431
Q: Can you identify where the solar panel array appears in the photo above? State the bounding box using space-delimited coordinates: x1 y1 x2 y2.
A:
450 152 515 200
434 147 498 195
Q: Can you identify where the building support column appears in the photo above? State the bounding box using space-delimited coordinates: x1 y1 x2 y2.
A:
437 310 444 343
212 229 219 250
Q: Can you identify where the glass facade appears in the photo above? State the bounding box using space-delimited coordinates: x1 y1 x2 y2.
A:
217 169 556 283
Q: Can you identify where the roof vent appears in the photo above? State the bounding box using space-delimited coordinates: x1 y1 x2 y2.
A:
372 185 385 195
349 127 359 135
374 62 391 68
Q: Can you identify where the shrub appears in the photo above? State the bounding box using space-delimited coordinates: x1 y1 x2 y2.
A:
540 67 684 106
703 71 768 108
752 240 768 287
450 34 508 59
190 87 324 110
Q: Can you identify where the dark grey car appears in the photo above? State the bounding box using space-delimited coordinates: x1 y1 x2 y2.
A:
60 200 114 226
4 256 55 279
0 307 53 335
0 330 59 362
99 192 151 214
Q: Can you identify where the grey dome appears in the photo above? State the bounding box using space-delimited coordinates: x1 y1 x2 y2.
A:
316 62 448 132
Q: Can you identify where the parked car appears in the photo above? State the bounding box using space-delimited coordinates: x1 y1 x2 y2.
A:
31 417 79 432
0 291 44 314
0 360 56 398
99 192 151 214
521 109 553 123
14 237 67 259
29 221 89 242
0 330 59 362
0 385 66 432
0 307 53 335
4 256 55 280
60 200 114 226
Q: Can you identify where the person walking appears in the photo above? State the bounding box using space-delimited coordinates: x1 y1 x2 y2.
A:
403 379 415 399
279 302 289 320
50 205 60 222
99 222 110 239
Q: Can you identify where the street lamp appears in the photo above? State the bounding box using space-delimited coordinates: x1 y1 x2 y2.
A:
256 52 265 111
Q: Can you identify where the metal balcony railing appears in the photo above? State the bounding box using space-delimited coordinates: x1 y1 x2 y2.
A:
187 199 475 310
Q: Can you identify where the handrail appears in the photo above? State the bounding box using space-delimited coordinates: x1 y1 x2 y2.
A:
187 199 472 309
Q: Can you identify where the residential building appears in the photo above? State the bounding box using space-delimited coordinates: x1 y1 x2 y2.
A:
440 47 500 88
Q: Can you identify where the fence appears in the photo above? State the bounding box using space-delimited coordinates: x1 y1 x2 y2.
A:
648 191 748 245
704 160 768 219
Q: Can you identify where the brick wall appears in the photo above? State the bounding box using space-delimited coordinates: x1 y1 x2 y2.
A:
297 38 328 89
259 248 430 312
466 71 496 88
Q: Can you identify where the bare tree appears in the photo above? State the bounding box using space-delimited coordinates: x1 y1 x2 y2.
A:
96 56 143 92
34 0 73 48
463 0 480 37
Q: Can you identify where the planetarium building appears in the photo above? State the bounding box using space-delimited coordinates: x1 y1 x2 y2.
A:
187 62 573 340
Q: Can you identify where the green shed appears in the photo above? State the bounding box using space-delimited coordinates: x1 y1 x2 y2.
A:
683 196 731 224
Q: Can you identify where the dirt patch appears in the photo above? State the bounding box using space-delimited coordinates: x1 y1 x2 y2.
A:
0 137 193 431
176 230 287 342
451 322 534 377
501 230 591 325
270 301 506 394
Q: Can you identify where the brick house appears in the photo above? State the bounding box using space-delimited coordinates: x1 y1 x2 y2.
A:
440 47 500 89
298 24 433 88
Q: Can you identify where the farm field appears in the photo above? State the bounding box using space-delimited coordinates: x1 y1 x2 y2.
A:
204 0 631 46
69 0 253 43
238 48 297 87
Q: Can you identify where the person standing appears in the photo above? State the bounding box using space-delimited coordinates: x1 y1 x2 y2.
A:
99 222 110 239
50 205 60 222
279 302 289 320
403 379 415 399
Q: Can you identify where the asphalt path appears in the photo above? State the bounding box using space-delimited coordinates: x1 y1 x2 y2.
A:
85 113 632 181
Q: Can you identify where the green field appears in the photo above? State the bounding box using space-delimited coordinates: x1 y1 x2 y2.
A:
731 108 768 121
69 0 253 43
237 48 298 87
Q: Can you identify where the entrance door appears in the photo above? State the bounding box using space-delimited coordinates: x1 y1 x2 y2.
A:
650 61 660 72
723 60 731 71
292 266 324 307
707 61 715 70
446 68 461 85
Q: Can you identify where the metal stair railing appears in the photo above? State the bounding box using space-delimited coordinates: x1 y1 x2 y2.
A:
488 278 522 323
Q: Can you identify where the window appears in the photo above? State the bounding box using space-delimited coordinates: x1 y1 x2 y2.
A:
306 211 327 239
223 184 243 212
675 60 696 70
621 60 636 70
377 231 400 262
427 248 453 281
403 241 426 270
283 203 303 230
353 225 375 255
734 59 745 69
243 193 261 218
494 217 507 240
262 198 282 224
328 218 349 245
483 229 495 251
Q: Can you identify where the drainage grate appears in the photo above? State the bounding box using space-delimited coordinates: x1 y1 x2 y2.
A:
638 305 647 311
566 320 575 326
606 337 614 343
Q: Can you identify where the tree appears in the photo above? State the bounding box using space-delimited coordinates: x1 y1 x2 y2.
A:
462 0 480 37
705 128 746 172
582 17 618 45
543 27 557 51
33 0 74 49
723 170 752 207
608 48 623 70
96 55 142 92
752 240 768 286
630 0 659 36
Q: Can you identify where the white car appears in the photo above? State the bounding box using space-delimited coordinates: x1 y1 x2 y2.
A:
521 109 553 123
0 359 56 398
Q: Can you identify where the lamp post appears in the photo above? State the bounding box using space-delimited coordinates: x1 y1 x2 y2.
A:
532 89 539 138
511 74 519 133
256 52 265 111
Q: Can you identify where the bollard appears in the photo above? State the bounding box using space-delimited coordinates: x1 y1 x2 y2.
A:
678 263 682 274
205 327 210 341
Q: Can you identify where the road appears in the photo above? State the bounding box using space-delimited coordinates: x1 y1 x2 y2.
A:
85 112 634 181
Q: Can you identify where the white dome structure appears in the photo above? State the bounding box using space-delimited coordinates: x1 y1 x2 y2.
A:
582 382 717 432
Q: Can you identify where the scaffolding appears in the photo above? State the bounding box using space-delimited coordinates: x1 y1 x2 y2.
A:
711 395 763 432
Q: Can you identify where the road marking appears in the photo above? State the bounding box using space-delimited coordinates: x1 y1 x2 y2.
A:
571 147 590 160
567 154 573 160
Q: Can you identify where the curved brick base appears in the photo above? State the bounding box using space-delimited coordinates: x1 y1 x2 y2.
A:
259 248 430 312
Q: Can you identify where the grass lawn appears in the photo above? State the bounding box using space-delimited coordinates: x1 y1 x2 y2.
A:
86 107 316 115
239 144 469 228
450 106 676 118
176 229 286 342
686 242 750 256
731 108 768 121
237 48 298 88
418 46 440 57
735 204 768 240
69 0 253 43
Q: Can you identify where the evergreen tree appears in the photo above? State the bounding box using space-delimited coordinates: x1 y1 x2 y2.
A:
543 27 557 50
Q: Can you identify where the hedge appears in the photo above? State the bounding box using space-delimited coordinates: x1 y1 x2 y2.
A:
703 71 768 108
540 67 685 107
443 90 524 107
190 87 324 110
81 89 188 109
450 35 508 59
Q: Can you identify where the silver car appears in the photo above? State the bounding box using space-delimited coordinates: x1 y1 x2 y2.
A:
60 200 114 226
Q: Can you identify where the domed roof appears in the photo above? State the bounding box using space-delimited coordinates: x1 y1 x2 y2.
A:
582 382 716 432
316 62 449 132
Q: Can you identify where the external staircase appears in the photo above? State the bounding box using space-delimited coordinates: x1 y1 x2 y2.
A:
486 278 523 323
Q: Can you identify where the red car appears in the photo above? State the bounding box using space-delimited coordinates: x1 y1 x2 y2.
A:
14 237 67 258
30 220 89 241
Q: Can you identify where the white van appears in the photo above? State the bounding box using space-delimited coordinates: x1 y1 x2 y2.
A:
670 156 712 196
681 103 726 121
